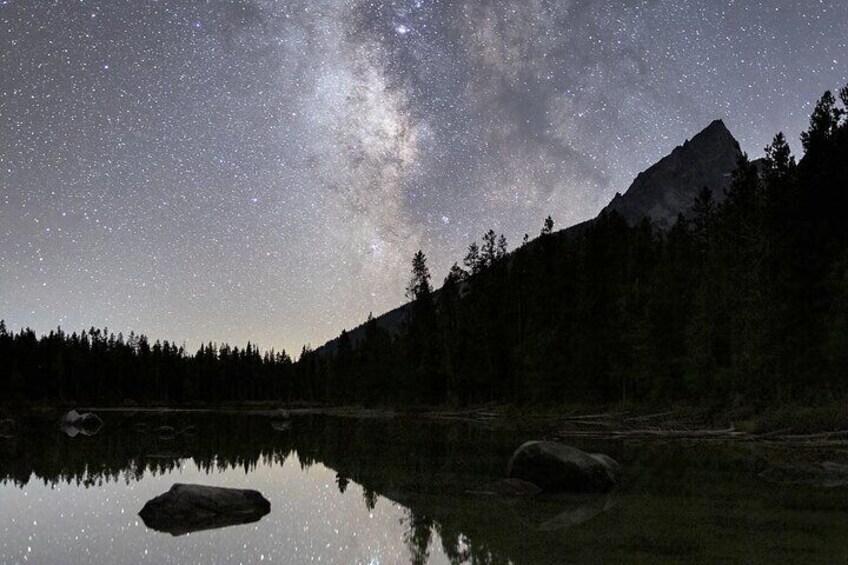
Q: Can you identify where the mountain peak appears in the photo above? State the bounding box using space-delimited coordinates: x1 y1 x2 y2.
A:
690 119 735 145
602 119 742 228
704 118 729 132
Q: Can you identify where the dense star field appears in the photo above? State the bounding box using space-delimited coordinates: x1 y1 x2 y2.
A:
1 0 846 354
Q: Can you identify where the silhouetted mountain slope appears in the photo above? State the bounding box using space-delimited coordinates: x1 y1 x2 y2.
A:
602 120 742 227
4 86 848 406
319 120 744 353
316 306 408 356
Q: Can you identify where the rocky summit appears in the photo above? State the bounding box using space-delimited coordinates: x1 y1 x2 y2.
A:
603 119 742 228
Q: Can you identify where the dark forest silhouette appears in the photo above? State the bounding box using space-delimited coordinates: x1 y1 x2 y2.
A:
2 85 847 407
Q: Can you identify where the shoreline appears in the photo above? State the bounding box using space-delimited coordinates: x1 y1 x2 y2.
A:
6 401 848 446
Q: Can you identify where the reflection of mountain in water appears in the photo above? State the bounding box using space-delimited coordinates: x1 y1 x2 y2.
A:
3 412 848 563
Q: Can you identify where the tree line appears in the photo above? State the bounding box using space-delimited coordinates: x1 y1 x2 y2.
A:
300 85 848 407
0 324 296 404
2 84 847 407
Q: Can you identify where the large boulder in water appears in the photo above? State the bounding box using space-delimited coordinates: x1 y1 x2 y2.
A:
59 410 103 437
154 425 176 440
139 483 271 536
507 441 620 492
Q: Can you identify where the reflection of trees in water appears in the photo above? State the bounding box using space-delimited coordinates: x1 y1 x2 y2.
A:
3 413 786 564
0 412 295 489
404 512 434 565
0 413 528 563
4 413 848 563
335 472 350 494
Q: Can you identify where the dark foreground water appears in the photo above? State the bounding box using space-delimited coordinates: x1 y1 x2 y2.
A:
2 411 848 564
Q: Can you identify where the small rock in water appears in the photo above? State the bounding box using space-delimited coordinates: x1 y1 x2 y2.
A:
507 441 620 492
139 483 271 536
270 409 291 431
270 419 291 432
59 410 103 438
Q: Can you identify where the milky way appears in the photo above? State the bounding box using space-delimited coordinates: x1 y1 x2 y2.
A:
1 0 846 354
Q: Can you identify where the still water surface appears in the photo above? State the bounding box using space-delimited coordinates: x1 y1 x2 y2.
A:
1 455 431 564
2 411 848 564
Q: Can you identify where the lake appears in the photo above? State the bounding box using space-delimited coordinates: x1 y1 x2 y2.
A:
2 410 848 564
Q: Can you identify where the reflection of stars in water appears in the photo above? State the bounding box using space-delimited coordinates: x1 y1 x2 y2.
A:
0 455 442 562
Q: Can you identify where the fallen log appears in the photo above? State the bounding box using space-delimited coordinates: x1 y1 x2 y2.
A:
555 426 743 440
560 411 631 421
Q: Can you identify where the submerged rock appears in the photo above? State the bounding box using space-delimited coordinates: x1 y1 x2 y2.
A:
0 418 16 439
59 410 103 438
61 409 102 426
270 419 291 432
154 425 176 440
760 461 848 488
507 441 620 492
514 492 618 531
470 478 543 497
139 483 271 536
270 409 291 431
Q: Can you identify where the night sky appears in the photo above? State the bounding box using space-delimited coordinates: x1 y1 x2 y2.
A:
1 0 846 355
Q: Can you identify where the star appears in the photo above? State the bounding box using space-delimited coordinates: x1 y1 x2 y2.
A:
0 0 845 355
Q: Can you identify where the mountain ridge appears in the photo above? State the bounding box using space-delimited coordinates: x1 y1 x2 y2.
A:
601 119 742 228
317 119 744 354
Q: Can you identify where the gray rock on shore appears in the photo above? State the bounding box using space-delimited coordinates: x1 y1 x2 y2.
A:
507 441 620 492
139 483 271 536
